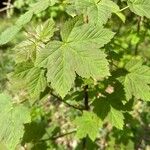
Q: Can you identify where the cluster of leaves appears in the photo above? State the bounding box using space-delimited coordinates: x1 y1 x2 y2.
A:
0 0 150 149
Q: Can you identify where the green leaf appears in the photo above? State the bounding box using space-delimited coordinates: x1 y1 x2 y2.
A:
12 62 34 79
76 137 99 150
16 10 33 26
74 111 102 141
14 40 36 63
107 106 124 130
0 26 21 45
0 0 52 45
115 12 126 23
127 0 150 18
35 19 56 42
30 0 50 14
12 63 47 99
0 93 31 150
93 99 110 120
93 97 125 130
50 0 59 5
75 0 120 25
60 16 83 42
14 20 55 63
26 67 47 99
36 41 76 98
124 59 150 101
36 18 114 98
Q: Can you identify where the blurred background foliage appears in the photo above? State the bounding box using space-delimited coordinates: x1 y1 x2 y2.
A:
0 0 150 149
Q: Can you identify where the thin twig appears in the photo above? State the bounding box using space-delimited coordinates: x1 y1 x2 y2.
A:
19 99 28 104
50 91 84 111
7 0 11 16
82 85 89 149
0 6 13 13
97 0 101 4
39 130 76 142
134 16 142 55
84 85 89 111
119 6 129 12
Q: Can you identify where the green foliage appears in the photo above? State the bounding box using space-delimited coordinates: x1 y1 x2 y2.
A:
14 40 36 63
75 0 121 25
93 84 125 130
74 111 102 141
0 26 21 45
16 11 33 26
107 106 124 130
12 62 47 99
25 67 47 99
0 0 53 45
0 93 31 150
36 18 114 98
35 19 56 42
29 0 50 14
0 0 150 149
123 59 150 101
128 0 150 18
